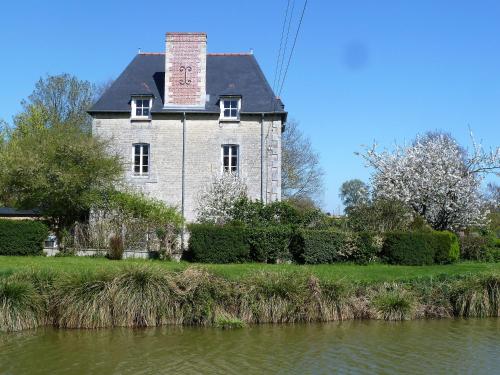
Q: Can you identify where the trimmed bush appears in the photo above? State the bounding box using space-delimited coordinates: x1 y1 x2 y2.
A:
0 219 48 256
382 231 459 265
433 231 460 264
382 232 435 265
247 226 293 263
291 229 347 264
186 224 250 263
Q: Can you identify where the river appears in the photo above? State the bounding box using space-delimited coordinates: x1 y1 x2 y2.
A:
1 319 498 374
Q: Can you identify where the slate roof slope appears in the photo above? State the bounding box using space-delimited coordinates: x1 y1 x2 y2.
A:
89 53 286 115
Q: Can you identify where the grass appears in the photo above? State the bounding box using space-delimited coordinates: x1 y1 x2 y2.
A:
0 258 498 332
0 256 498 283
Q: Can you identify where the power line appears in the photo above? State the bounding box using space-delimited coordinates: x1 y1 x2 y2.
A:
277 0 308 97
272 0 291 95
275 0 296 97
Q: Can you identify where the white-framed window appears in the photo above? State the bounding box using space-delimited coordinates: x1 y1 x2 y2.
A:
133 143 150 176
131 96 152 119
222 144 239 174
220 97 241 120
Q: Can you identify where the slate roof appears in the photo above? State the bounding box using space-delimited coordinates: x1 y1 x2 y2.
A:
89 53 286 117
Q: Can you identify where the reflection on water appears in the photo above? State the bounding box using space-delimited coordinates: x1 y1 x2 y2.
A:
1 319 499 374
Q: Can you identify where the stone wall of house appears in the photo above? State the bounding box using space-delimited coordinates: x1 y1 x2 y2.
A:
92 113 282 222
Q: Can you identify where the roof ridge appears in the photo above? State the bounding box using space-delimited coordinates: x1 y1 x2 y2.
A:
138 52 165 55
207 52 253 56
138 52 253 56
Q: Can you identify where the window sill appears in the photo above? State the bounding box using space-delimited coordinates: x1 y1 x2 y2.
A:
130 175 157 183
219 118 240 123
131 117 152 122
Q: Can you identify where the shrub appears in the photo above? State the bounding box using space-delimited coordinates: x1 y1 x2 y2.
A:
382 232 435 265
290 229 380 264
459 232 499 262
291 229 347 264
107 235 124 260
186 224 250 263
247 226 293 263
433 231 460 264
0 219 48 256
382 231 459 265
339 231 381 264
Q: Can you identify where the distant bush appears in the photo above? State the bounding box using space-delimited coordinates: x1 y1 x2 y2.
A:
433 231 460 264
290 229 380 265
247 226 293 263
186 224 250 263
459 232 499 262
382 231 459 265
0 220 48 256
107 235 124 260
291 229 347 264
349 232 382 264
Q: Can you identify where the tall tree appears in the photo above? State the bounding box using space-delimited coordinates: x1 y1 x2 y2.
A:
359 131 500 230
339 179 370 213
281 120 324 203
20 74 96 133
0 107 123 237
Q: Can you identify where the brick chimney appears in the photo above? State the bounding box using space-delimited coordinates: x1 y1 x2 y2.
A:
164 32 207 108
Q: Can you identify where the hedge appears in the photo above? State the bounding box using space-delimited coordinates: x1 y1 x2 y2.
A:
433 231 460 264
290 229 380 264
382 231 459 265
186 224 250 263
247 226 293 263
0 219 49 256
291 229 345 264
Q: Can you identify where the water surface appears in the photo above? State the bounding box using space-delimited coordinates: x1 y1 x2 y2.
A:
1 319 498 374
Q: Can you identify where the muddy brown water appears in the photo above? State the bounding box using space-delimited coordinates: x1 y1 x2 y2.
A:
1 319 499 374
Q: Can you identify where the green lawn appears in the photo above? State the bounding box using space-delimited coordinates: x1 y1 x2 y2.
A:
1 256 498 282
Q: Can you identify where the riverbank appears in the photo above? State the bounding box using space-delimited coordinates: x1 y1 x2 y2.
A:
1 257 499 332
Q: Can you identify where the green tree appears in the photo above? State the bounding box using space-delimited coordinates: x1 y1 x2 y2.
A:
0 104 123 240
19 73 96 133
339 179 370 213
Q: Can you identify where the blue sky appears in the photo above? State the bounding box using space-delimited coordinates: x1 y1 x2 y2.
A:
1 0 499 213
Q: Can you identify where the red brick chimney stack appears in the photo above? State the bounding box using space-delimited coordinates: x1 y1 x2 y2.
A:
164 32 207 108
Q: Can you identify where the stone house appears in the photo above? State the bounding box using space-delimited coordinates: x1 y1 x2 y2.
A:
89 32 287 222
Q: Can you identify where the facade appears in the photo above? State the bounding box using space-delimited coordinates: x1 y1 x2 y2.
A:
89 32 286 222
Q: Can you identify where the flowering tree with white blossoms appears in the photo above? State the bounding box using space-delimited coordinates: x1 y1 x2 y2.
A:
196 173 248 224
359 132 500 231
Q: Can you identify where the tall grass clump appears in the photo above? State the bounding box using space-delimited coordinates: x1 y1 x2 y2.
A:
0 278 43 332
111 266 178 327
450 275 500 318
54 271 114 329
240 271 309 323
305 277 354 321
10 268 59 325
175 267 234 326
372 283 415 320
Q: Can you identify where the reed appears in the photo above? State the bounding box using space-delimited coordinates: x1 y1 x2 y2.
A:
54 271 114 328
372 283 414 320
0 278 43 332
111 266 178 327
0 265 498 332
450 275 500 318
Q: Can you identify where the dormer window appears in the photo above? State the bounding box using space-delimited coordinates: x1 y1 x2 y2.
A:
220 97 241 120
131 96 152 119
